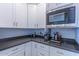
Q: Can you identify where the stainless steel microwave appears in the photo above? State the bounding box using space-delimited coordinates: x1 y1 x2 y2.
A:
46 6 75 25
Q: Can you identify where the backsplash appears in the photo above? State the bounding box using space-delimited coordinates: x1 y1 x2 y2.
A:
0 28 44 39
0 28 33 39
0 28 77 41
50 28 76 39
32 29 45 35
32 28 76 39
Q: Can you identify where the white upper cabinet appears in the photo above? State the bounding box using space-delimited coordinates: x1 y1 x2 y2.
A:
27 4 37 28
0 4 13 28
36 3 46 28
15 3 28 28
0 3 46 28
27 3 46 28
12 3 28 28
0 3 28 28
16 3 27 28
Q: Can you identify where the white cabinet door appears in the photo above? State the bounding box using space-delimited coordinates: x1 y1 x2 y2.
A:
31 42 38 56
31 41 50 56
27 3 46 28
50 46 79 56
13 3 27 28
37 43 50 56
27 4 37 28
25 42 32 56
50 47 65 56
0 3 13 28
0 50 9 56
37 49 49 56
63 50 79 56
9 50 24 56
36 3 46 28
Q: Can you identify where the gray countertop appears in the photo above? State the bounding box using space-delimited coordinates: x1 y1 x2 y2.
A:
0 38 31 51
0 36 79 54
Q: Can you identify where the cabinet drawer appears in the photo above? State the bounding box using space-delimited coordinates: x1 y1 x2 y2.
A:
38 52 48 56
25 42 32 56
62 50 79 56
37 43 49 52
31 42 38 56
31 42 37 48
50 47 65 56
9 50 25 56
54 50 65 56
8 44 25 53
37 50 49 56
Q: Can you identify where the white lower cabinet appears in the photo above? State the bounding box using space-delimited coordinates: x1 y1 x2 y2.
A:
25 42 32 56
36 3 46 28
36 43 50 56
31 42 38 56
37 49 49 56
9 50 24 56
27 4 37 28
50 47 79 56
0 44 25 56
31 42 50 56
50 47 65 56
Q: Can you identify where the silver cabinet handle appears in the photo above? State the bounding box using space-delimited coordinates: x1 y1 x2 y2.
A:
13 22 18 27
37 24 38 28
35 24 36 27
15 22 18 26
13 22 16 26
35 44 37 48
